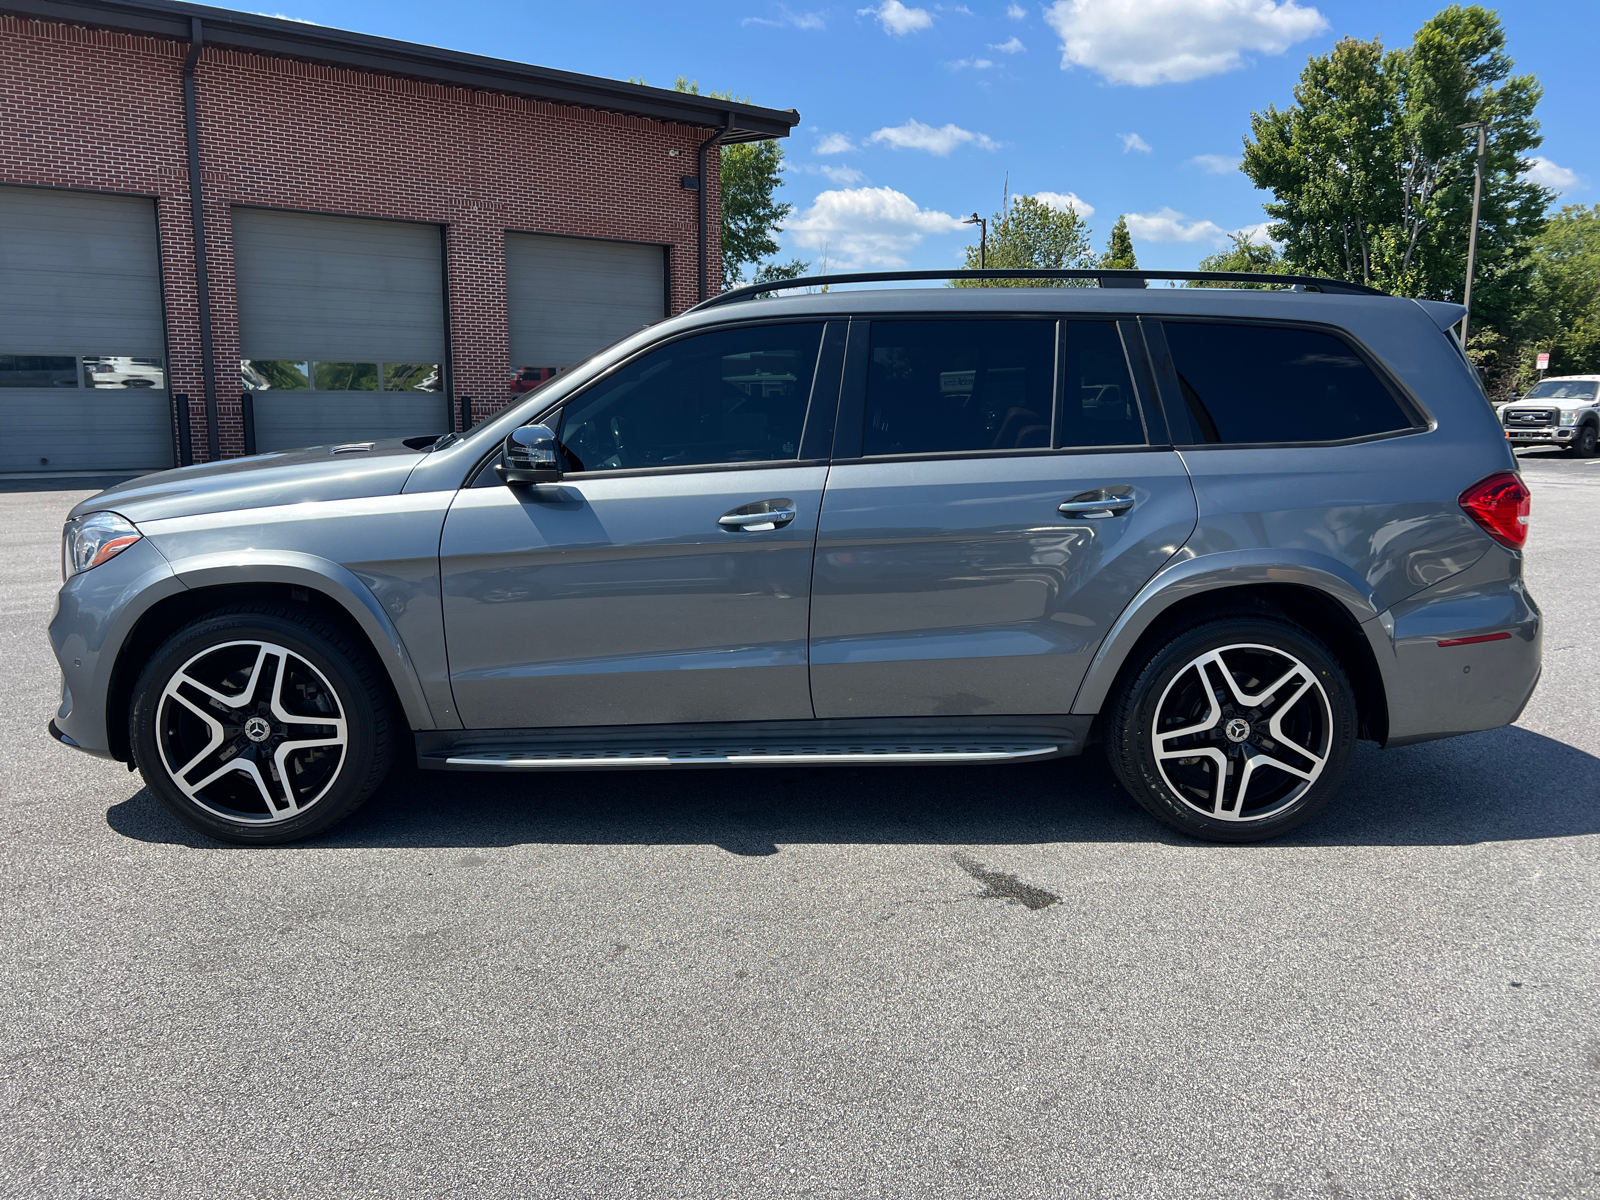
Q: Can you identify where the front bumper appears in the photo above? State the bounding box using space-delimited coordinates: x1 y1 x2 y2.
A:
1504 425 1573 443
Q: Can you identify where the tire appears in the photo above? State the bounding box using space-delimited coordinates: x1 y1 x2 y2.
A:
1104 616 1358 843
130 606 397 845
1567 423 1598 458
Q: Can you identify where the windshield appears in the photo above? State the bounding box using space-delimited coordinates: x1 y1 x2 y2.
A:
1522 380 1598 401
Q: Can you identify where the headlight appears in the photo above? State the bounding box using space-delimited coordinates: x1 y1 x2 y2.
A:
1559 408 1579 424
62 511 142 578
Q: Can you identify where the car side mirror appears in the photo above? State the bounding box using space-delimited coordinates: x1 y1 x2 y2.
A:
496 423 561 486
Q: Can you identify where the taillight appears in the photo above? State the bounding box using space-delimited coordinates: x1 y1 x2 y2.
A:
1459 471 1530 550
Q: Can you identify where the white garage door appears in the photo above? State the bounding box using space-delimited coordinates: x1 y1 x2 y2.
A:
233 207 449 451
506 233 665 394
0 186 173 475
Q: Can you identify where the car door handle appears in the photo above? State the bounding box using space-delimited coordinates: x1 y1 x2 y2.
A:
1058 487 1136 518
719 499 797 532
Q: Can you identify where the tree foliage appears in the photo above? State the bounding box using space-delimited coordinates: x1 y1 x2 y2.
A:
952 195 1097 287
1189 233 1292 287
1100 215 1137 270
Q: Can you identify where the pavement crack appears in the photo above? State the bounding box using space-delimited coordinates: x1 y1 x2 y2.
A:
952 852 1060 910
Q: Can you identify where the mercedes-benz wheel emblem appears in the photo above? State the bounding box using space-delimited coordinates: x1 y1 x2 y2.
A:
1224 717 1252 743
243 715 272 743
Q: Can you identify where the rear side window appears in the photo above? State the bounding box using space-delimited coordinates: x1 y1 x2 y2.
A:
1161 322 1414 444
864 320 1055 455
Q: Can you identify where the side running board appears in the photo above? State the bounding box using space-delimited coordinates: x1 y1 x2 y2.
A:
432 741 1061 770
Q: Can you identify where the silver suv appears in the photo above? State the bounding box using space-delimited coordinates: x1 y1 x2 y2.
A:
47 270 1542 845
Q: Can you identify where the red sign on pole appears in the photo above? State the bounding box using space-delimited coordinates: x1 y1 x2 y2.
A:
1537 352 1551 371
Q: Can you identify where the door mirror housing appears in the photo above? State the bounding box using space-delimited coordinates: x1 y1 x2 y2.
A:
497 423 561 485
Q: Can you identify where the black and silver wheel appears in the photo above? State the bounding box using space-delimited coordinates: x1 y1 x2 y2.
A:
1567 423 1598 458
131 607 396 844
1105 617 1357 842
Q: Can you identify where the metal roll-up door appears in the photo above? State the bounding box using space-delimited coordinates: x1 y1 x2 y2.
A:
0 186 173 475
506 233 665 390
233 207 447 451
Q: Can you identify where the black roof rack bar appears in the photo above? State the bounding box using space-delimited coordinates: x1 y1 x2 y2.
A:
692 268 1386 310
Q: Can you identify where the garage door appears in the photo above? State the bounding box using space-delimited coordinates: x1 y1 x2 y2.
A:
506 233 665 394
233 207 448 451
0 186 173 475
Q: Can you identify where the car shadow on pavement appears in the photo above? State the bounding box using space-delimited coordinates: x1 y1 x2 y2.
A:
105 723 1600 853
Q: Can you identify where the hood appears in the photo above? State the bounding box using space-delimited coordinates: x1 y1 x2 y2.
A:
71 438 431 525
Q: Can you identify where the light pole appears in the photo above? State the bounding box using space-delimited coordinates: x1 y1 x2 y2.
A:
963 212 986 269
1459 119 1489 349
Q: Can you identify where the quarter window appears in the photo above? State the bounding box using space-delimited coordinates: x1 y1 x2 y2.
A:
553 323 823 472
1161 322 1414 444
863 320 1056 456
1059 321 1146 447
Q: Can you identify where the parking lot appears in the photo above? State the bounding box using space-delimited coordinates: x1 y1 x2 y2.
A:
1 450 1595 1199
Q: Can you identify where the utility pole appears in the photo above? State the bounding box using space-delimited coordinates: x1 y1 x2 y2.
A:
963 213 987 268
1459 119 1489 349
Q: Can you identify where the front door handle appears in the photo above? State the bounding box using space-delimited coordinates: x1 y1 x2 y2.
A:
1058 486 1136 519
719 499 797 532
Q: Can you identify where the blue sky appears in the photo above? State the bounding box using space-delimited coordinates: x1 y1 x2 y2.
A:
259 0 1597 273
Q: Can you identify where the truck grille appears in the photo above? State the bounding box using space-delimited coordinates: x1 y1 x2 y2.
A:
1504 407 1557 428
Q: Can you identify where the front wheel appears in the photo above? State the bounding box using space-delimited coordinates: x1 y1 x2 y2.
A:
1566 424 1598 458
130 607 396 844
1104 617 1358 843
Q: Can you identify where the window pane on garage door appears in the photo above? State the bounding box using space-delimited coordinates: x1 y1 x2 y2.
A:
232 207 447 450
506 233 665 376
0 186 173 474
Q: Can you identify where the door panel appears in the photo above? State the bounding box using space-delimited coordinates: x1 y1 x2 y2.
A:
441 466 825 729
809 452 1197 717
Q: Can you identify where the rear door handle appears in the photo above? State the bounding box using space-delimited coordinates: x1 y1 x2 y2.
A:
719 499 797 532
1058 486 1136 518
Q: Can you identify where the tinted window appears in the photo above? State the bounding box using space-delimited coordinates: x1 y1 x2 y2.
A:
0 355 78 388
1059 321 1145 447
864 320 1055 456
1162 322 1413 444
555 323 821 472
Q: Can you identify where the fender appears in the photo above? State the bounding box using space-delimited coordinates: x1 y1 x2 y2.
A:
1069 548 1385 715
168 550 436 731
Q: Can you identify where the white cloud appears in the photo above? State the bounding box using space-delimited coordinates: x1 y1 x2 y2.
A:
990 35 1026 52
1190 153 1239 174
1235 221 1276 245
820 164 868 184
935 3 975 11
815 132 857 154
870 118 998 155
743 5 828 29
1120 132 1152 154
1044 0 1328 86
250 10 320 22
859 0 934 35
1125 207 1230 244
784 186 968 267
1030 191 1095 218
948 56 995 69
1525 156 1579 191
1006 2 1027 17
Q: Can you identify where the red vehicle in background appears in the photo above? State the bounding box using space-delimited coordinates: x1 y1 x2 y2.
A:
510 366 559 395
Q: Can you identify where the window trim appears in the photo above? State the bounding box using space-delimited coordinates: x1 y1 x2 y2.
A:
468 315 843 485
1144 314 1435 450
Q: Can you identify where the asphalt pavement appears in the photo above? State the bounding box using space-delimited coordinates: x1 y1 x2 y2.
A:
1 450 1595 1199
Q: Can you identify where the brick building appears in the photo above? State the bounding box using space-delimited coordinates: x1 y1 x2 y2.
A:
0 0 799 474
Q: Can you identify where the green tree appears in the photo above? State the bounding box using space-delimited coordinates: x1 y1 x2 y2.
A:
952 194 1097 287
1100 214 1137 270
666 76 807 289
1507 205 1600 390
1241 5 1551 326
1188 232 1292 286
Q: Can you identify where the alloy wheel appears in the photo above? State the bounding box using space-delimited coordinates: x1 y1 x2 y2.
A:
1150 642 1332 823
155 640 348 824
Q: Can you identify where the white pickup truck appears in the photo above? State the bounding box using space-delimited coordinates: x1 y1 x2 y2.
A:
1498 375 1600 457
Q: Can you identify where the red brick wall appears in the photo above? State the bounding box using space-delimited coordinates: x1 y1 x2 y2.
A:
0 14 723 460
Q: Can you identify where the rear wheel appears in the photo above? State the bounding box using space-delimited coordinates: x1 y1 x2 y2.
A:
1104 617 1358 842
131 607 396 844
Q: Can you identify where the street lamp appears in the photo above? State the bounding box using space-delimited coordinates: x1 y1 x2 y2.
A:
963 212 987 269
1459 119 1489 349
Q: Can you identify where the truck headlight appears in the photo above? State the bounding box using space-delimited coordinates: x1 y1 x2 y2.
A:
62 511 142 579
1559 408 1581 425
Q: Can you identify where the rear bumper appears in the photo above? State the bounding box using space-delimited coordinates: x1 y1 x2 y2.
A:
1369 544 1541 746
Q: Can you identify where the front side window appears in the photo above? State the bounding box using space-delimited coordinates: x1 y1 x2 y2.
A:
863 319 1056 456
1162 322 1415 444
553 323 823 472
1522 380 1598 401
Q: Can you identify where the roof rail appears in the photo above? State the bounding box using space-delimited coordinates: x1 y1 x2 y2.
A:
692 268 1386 310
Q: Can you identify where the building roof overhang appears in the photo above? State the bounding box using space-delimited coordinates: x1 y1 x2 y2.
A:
2 0 801 142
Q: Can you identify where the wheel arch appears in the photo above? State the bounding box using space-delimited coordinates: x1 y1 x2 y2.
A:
106 556 433 763
1072 558 1391 745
